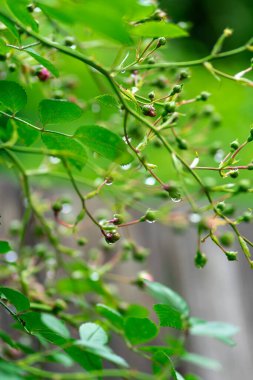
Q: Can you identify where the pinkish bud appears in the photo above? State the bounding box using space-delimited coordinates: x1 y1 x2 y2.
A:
37 67 50 82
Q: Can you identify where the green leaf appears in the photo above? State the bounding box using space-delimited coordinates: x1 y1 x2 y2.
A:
15 119 39 146
79 323 108 346
75 125 133 164
152 351 177 377
41 314 70 339
96 94 119 109
96 304 124 330
0 14 20 41
131 21 188 38
125 304 149 318
153 304 184 329
0 241 12 254
144 280 189 316
0 358 25 380
189 318 239 346
6 0 39 32
41 132 87 170
0 81 27 114
0 287 30 312
39 99 83 126
0 37 8 55
25 48 59 77
124 317 158 345
182 352 222 371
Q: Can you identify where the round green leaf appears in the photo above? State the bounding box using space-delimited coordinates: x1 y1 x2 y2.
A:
75 125 133 164
124 317 158 345
0 241 12 254
131 21 188 38
39 99 83 126
79 322 108 346
0 81 27 114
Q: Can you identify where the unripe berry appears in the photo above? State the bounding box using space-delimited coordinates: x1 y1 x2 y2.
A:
141 209 157 223
247 163 253 170
223 203 235 216
8 63 17 72
230 140 239 151
133 247 149 262
0 54 7 61
53 90 64 99
110 214 124 225
164 101 176 113
178 69 189 80
152 9 167 21
105 231 120 244
77 237 88 246
53 299 67 312
157 37 166 47
64 36 75 47
27 3 35 12
52 202 62 213
9 220 22 236
216 201 225 211
134 271 154 288
241 211 252 222
142 104 156 117
238 179 250 192
170 84 183 96
176 137 188 150
225 251 238 261
247 135 253 142
229 170 239 178
153 76 167 89
196 91 210 101
148 91 155 100
219 232 234 247
147 57 155 65
37 67 50 82
194 250 207 268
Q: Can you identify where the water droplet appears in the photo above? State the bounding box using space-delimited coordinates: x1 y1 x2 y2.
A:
121 163 132 171
214 149 224 162
121 70 126 74
146 219 156 224
145 177 156 186
105 177 113 186
171 196 182 203
189 213 201 223
50 156 60 165
90 272 99 281
62 204 72 214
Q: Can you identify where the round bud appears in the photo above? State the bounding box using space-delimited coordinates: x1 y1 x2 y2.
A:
170 84 183 96
223 203 235 216
0 54 7 61
37 67 50 82
219 232 234 247
247 135 253 142
152 9 167 21
64 36 75 47
8 63 17 72
142 104 156 117
35 243 48 257
178 69 189 80
153 76 167 89
157 37 166 47
212 114 222 127
141 209 157 223
53 90 64 99
148 91 155 100
238 179 250 192
52 202 63 213
147 57 155 65
250 127 253 137
27 3 35 12
176 137 188 150
133 248 149 262
134 271 154 288
105 231 121 244
216 201 225 211
230 140 239 151
77 237 88 246
225 251 238 261
9 220 22 236
196 91 210 101
53 299 67 311
229 170 239 178
111 214 124 225
194 250 208 268
164 101 176 114
241 211 252 222
247 163 253 170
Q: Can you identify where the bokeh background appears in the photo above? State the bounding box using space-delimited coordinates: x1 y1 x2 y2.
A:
0 0 253 378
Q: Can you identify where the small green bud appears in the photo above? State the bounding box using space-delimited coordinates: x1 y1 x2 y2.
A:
152 9 167 21
64 36 75 47
247 134 253 142
53 299 67 311
133 248 149 262
225 251 238 261
142 104 156 117
247 163 253 170
148 91 155 100
194 250 208 268
147 57 155 64
35 243 48 257
223 203 235 216
212 113 222 126
176 137 188 150
53 90 64 99
27 3 35 12
178 69 189 80
170 84 183 96
219 232 234 247
52 202 62 213
134 271 154 288
8 63 17 72
141 209 157 223
153 76 167 89
229 170 239 178
241 211 252 222
77 237 88 246
196 91 210 101
216 201 225 211
230 140 239 151
250 127 253 137
9 220 22 236
110 214 124 225
238 179 250 192
164 101 176 113
105 231 121 244
157 37 166 47
0 54 7 61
